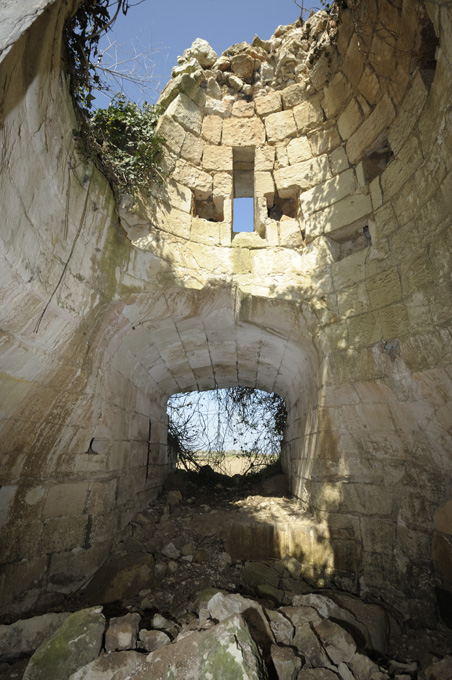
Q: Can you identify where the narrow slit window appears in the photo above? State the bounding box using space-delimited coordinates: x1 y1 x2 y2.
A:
232 147 255 234
233 197 254 232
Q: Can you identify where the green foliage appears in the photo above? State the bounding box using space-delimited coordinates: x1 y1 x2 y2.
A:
64 0 130 111
88 95 165 191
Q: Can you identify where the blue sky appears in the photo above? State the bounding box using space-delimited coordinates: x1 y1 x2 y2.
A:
97 0 319 105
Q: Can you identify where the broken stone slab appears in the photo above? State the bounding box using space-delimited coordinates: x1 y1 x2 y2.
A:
292 622 333 669
0 612 70 661
83 554 154 605
241 561 281 589
294 593 387 655
271 644 302 680
138 629 171 653
68 651 148 680
265 609 294 646
256 583 285 604
314 619 357 666
161 542 180 559
23 607 105 680
105 613 140 652
206 591 274 650
283 555 303 579
327 593 389 655
348 652 380 680
144 613 268 680
297 669 340 679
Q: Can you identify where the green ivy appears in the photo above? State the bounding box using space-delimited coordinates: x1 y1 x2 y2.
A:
88 95 165 192
64 0 130 112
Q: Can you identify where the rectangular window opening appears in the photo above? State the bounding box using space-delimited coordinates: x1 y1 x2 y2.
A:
232 147 255 234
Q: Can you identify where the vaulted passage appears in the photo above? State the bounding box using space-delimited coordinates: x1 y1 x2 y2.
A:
0 0 452 630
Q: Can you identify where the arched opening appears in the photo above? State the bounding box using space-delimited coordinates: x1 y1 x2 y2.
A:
167 386 287 478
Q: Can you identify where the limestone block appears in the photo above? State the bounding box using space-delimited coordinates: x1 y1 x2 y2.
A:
202 144 233 172
139 630 171 652
389 71 428 155
157 71 204 109
255 171 275 199
232 100 255 117
255 145 276 171
255 91 282 116
276 144 289 168
314 619 356 665
155 115 185 155
381 136 422 199
69 652 147 680
338 98 362 140
264 110 297 143
191 217 220 246
182 38 217 68
367 267 402 310
337 282 370 319
172 160 212 200
41 516 88 553
346 94 395 164
274 155 330 198
341 34 364 87
201 115 223 145
329 146 349 174
166 93 202 135
148 180 193 215
214 171 233 197
306 192 372 239
370 176 382 210
23 608 105 680
287 136 311 165
300 169 356 216
378 303 410 338
358 66 381 106
309 125 341 156
43 482 89 518
293 97 324 132
146 614 267 679
105 613 140 652
281 83 307 109
347 311 381 347
270 644 302 680
180 131 204 165
280 219 302 246
322 72 353 118
222 117 266 146
231 53 255 81
0 613 71 663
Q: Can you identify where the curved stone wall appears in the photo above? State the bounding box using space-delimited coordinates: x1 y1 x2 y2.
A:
0 0 451 624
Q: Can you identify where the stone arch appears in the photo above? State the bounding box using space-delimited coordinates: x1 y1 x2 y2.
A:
0 0 451 624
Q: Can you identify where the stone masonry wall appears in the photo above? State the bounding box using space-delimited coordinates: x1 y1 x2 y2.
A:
0 0 451 624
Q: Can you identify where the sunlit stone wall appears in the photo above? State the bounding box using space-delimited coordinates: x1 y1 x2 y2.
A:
0 0 451 623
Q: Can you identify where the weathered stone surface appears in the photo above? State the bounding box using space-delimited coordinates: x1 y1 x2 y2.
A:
270 644 302 680
183 38 217 68
231 54 255 81
241 561 280 589
425 655 452 680
68 651 147 680
144 614 268 679
222 117 266 146
105 613 140 652
314 619 356 665
138 629 171 652
1 0 452 629
23 608 105 680
0 613 70 661
206 592 274 649
265 110 297 143
83 554 154 605
166 93 203 135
